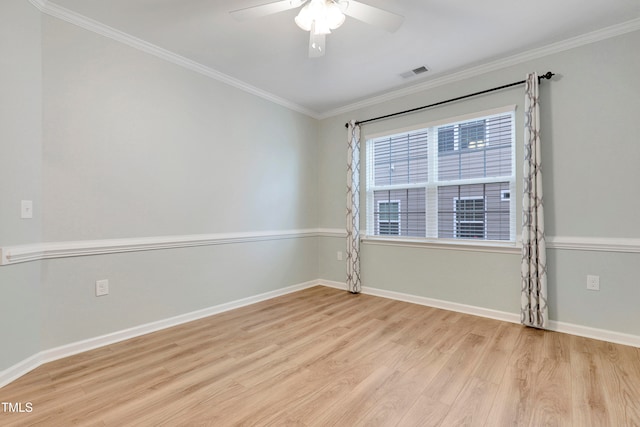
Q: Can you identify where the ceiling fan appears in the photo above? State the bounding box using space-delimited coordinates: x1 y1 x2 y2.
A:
230 0 404 58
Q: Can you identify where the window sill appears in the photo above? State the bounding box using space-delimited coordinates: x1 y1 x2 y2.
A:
361 235 521 254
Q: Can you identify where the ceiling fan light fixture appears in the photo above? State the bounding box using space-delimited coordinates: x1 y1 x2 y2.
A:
294 3 312 31
326 2 346 29
308 22 326 57
229 0 403 58
295 0 345 34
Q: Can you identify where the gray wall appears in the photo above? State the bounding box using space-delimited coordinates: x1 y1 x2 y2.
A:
1 0 638 375
37 15 319 349
41 15 319 241
0 0 43 370
318 30 640 336
1 1 319 370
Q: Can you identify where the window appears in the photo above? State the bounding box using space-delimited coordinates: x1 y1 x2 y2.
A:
366 107 515 242
454 197 485 239
377 200 401 235
438 119 486 153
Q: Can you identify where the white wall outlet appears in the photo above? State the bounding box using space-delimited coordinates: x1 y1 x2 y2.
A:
96 279 109 296
587 275 600 291
21 200 33 219
337 251 343 261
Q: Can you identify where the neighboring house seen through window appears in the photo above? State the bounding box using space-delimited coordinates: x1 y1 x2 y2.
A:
454 197 486 239
377 200 401 235
366 107 516 242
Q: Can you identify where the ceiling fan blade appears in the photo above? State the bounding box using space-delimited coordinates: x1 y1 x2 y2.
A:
308 31 326 58
339 0 404 32
230 0 307 21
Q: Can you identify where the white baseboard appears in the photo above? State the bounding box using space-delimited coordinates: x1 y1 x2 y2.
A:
319 280 520 323
0 280 319 388
0 352 43 390
318 280 640 348
3 278 638 389
364 285 521 324
546 320 640 348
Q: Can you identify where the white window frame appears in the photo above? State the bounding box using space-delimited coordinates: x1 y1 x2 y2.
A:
376 200 401 236
365 105 517 249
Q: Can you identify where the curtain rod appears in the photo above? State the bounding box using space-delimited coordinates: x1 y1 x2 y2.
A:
345 71 555 128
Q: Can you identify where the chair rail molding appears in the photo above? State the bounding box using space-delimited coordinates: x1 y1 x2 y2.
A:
546 236 640 253
0 229 328 266
3 233 638 266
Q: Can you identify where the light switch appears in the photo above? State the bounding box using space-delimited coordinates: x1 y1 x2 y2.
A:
21 200 33 219
96 279 109 296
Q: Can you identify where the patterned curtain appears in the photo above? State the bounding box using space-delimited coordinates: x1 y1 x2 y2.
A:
346 120 361 293
521 72 548 328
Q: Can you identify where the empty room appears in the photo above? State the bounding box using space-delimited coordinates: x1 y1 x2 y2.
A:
1 0 639 425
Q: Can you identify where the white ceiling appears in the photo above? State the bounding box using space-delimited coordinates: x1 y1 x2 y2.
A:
44 0 640 116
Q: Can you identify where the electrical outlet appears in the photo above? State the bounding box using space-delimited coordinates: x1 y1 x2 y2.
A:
337 251 343 261
96 279 109 296
587 275 600 291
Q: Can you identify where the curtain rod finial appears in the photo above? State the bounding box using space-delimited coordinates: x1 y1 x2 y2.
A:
539 71 555 81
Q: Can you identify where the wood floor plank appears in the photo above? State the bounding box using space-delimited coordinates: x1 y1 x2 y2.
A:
529 358 572 426
570 335 613 427
471 321 522 385
423 332 488 405
263 358 382 425
351 363 435 427
1 286 639 426
395 394 450 427
593 339 640 425
481 325 542 426
439 376 498 426
305 366 396 427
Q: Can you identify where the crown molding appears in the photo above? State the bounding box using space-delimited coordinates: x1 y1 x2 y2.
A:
28 0 321 119
319 18 640 119
25 1 640 121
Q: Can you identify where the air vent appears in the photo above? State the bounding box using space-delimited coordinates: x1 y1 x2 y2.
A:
399 66 429 79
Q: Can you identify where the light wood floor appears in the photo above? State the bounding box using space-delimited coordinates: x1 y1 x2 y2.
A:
1 286 640 426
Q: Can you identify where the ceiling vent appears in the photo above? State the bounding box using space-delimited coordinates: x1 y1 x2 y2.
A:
400 66 429 79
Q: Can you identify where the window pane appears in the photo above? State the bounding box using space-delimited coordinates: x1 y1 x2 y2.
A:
438 183 510 240
460 120 486 150
457 222 485 239
379 222 400 235
455 198 485 222
373 189 425 237
379 201 399 222
438 126 455 153
373 131 428 186
437 114 512 181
